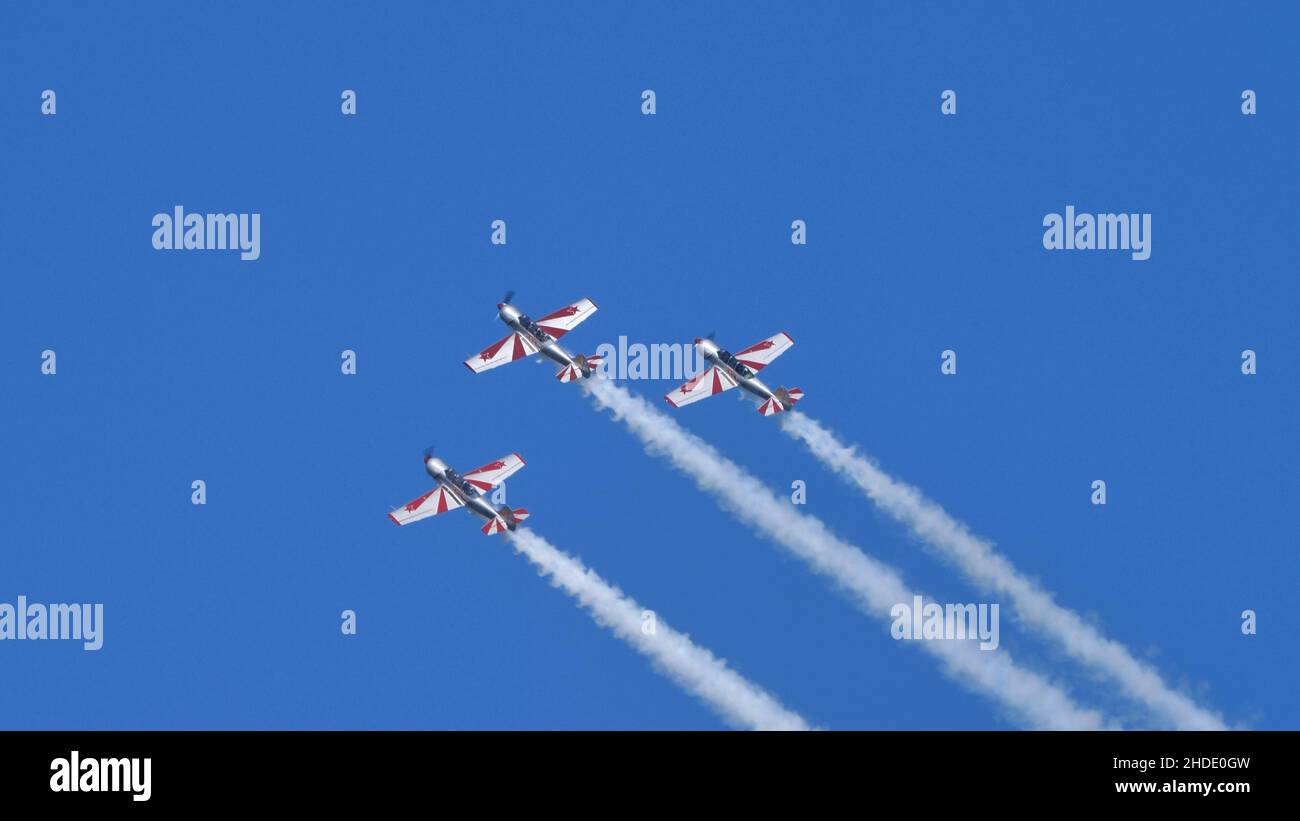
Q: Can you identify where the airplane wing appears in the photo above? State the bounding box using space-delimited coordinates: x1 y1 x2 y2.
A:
534 298 598 339
664 365 738 408
461 452 526 491
464 332 542 374
733 332 794 372
388 485 465 526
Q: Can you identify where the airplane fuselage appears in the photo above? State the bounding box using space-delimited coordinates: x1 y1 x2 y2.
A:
498 304 591 377
697 338 782 407
426 457 503 525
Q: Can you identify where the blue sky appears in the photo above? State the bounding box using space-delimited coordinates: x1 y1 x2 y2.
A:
1 2 1295 729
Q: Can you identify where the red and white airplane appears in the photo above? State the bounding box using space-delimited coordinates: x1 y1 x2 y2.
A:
665 332 805 416
389 449 530 535
464 293 602 383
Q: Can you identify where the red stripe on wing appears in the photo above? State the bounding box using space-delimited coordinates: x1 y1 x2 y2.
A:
736 339 776 355
405 489 435 512
477 336 511 361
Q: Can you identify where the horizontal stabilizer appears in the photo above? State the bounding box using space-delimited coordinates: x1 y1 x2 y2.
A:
482 506 531 535
759 387 805 417
557 353 605 383
557 364 581 383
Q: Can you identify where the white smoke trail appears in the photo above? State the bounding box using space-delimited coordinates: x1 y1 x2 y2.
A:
585 378 1106 729
779 411 1227 730
507 528 811 730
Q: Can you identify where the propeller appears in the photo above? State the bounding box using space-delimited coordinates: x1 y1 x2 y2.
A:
422 444 436 461
495 289 516 319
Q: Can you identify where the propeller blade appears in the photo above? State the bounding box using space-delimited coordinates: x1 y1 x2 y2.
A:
495 290 516 320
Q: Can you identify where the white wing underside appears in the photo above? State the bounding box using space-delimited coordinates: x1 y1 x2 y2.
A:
465 333 542 374
733 332 794 372
534 298 598 339
389 485 465 526
665 365 739 408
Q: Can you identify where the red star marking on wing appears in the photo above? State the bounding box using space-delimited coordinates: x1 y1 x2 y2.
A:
679 370 710 394
405 490 435 512
479 337 510 361
540 305 580 320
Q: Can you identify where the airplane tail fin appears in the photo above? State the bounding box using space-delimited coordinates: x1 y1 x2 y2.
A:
557 353 604 383
759 387 805 416
483 505 531 535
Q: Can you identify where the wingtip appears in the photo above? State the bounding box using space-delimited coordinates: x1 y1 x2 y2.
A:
387 512 400 525
463 360 477 374
514 452 526 465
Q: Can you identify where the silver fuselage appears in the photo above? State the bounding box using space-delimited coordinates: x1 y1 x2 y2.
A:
425 457 500 524
497 303 591 377
696 338 780 406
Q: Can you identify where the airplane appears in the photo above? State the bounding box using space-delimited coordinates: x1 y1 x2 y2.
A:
665 332 804 416
464 292 603 383
388 449 530 535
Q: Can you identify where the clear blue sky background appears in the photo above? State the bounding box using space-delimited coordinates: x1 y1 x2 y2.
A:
1 2 1295 729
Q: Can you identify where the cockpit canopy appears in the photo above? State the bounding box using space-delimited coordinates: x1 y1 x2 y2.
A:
517 314 550 341
717 349 753 378
443 468 479 497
